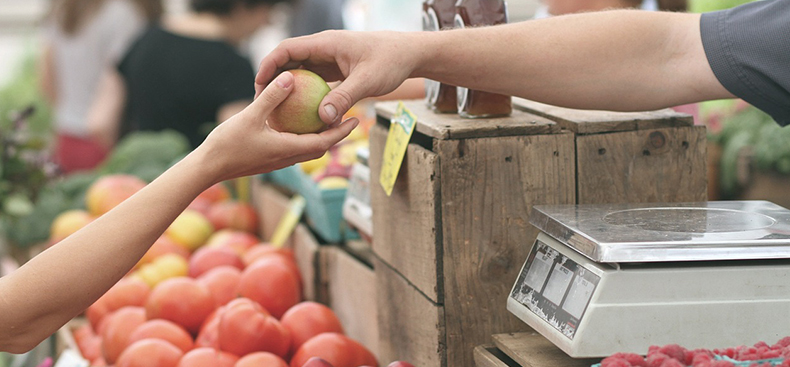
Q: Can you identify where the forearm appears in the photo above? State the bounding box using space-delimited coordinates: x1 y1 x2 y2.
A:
0 149 215 352
415 10 732 111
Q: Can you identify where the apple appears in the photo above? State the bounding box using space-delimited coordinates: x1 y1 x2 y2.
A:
49 209 93 245
85 174 147 216
301 357 334 367
268 70 330 134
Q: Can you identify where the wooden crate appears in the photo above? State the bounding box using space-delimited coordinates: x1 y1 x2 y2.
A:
322 242 379 360
370 99 707 367
513 98 707 204
371 100 575 367
474 333 599 367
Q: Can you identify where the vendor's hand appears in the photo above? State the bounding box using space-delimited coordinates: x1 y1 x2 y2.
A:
255 30 422 124
197 71 358 183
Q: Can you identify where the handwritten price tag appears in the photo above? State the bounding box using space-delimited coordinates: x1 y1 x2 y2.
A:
379 102 417 196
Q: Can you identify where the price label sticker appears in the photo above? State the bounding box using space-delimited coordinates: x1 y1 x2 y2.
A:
379 102 417 196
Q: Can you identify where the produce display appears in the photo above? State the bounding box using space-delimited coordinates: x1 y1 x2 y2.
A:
53 174 411 367
597 338 790 367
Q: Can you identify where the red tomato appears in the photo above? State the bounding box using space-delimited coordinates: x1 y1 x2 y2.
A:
290 333 378 367
177 347 239 367
280 302 344 353
218 298 291 358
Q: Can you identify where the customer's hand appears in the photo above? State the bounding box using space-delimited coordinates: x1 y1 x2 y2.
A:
198 71 358 183
255 30 423 124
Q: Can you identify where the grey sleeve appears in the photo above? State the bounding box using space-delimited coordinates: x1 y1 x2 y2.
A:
700 0 790 126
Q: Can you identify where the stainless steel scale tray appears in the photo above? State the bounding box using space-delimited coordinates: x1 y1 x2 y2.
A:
530 201 790 263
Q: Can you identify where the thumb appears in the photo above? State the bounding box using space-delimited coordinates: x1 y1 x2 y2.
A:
318 73 370 124
248 71 294 117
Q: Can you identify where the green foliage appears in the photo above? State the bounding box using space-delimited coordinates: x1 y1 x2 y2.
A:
689 0 756 13
0 47 52 134
97 130 191 182
3 131 190 248
714 106 790 197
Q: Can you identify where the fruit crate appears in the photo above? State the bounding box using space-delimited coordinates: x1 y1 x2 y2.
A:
259 166 358 243
370 100 706 367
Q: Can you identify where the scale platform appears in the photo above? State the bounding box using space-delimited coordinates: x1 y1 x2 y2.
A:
508 201 790 358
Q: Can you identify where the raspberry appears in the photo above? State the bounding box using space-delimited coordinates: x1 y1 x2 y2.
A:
659 345 689 362
648 346 661 356
761 349 781 359
692 353 713 366
747 363 772 367
710 361 736 367
647 353 672 367
754 341 770 349
779 358 790 367
659 359 685 367
608 353 647 367
774 337 790 348
601 357 633 367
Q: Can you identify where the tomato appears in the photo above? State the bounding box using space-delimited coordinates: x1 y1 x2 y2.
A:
290 333 378 367
218 298 291 358
280 302 344 353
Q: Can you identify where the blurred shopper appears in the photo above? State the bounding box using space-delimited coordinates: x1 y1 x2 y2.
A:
90 0 289 150
289 0 345 37
39 0 163 174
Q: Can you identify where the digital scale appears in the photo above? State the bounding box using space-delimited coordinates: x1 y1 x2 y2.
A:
508 201 790 358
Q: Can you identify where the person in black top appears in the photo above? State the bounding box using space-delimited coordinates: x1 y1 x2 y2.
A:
89 0 290 149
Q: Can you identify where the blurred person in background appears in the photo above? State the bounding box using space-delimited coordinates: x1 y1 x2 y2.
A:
289 0 345 37
89 0 289 150
39 0 163 174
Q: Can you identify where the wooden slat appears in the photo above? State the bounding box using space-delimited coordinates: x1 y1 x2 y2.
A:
474 345 521 367
513 98 693 134
576 126 707 204
292 224 321 302
375 100 560 140
375 255 445 367
438 132 576 367
251 181 292 245
325 246 379 360
369 123 443 303
493 333 599 367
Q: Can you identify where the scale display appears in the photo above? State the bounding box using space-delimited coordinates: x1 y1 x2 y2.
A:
511 239 600 340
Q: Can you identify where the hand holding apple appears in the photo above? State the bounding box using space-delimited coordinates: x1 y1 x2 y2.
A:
193 71 358 184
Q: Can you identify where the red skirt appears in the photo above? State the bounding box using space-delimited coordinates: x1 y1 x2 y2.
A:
55 133 109 174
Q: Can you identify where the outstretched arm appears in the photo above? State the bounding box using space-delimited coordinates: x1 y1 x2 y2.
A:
0 71 358 353
256 10 733 124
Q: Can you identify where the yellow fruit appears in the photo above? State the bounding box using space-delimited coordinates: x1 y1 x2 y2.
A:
133 254 188 287
299 152 330 174
165 210 214 251
49 210 93 244
318 177 349 190
337 140 368 166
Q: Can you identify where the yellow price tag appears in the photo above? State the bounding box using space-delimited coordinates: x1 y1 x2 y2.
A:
379 102 417 196
270 194 306 248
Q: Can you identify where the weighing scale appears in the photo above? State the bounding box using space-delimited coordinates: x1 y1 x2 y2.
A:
507 201 790 358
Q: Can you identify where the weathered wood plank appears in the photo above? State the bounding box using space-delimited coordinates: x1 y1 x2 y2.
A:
493 333 599 367
292 224 321 302
369 123 443 303
375 255 445 367
474 345 521 367
325 246 379 360
438 132 576 367
576 126 707 204
513 98 693 134
375 100 560 140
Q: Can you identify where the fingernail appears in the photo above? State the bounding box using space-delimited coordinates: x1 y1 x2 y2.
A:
324 104 338 122
275 72 293 88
